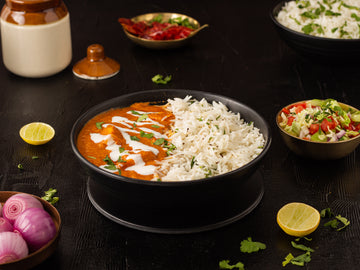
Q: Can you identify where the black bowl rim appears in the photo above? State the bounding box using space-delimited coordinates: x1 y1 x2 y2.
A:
70 89 272 187
270 0 360 43
276 99 360 144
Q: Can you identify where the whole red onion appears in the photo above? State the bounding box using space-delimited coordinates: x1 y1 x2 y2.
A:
0 231 28 264
14 208 56 252
0 218 13 233
2 194 43 224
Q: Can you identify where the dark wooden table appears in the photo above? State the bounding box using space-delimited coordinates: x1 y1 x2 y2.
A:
1 0 360 269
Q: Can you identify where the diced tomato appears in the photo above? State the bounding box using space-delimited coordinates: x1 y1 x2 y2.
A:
287 116 295 126
309 124 319 135
321 118 336 132
355 123 360 131
303 137 310 141
294 102 307 113
282 107 290 114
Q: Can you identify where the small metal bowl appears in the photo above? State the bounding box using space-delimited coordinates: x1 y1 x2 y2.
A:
270 0 360 60
119 12 208 49
0 191 61 270
276 101 360 160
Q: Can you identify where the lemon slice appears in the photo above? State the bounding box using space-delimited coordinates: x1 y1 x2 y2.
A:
19 122 55 145
277 202 320 237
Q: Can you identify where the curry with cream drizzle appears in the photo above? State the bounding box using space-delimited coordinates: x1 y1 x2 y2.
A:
77 102 175 180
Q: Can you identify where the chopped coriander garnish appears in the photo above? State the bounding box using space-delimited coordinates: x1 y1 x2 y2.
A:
131 110 142 115
154 138 165 145
32 156 39 160
118 156 127 163
291 241 314 253
88 156 96 159
104 155 114 165
240 237 266 253
351 13 360 21
130 136 140 141
140 130 154 138
152 74 172 84
119 147 125 153
219 260 244 270
190 156 196 168
96 122 104 129
325 10 341 16
151 124 160 128
137 114 148 122
41 188 59 205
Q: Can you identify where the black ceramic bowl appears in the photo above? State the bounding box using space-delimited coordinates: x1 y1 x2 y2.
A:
70 89 271 233
276 100 360 160
270 0 360 60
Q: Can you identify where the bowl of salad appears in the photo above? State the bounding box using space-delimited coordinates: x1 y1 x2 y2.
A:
276 99 360 160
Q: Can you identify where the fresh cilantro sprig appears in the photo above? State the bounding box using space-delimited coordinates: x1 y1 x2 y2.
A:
152 74 172 84
321 208 350 231
219 260 244 270
240 237 266 253
283 238 314 267
41 188 59 205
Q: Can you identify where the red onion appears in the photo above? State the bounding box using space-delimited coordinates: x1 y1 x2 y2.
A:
0 218 13 233
336 130 346 139
0 231 28 264
2 194 43 224
14 208 56 252
0 204 2 217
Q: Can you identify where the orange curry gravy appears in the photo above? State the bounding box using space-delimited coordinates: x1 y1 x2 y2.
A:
77 102 175 180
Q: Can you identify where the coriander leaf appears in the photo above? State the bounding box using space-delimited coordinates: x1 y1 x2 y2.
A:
140 130 154 138
302 23 314 34
137 114 148 122
41 188 59 205
154 138 165 145
335 215 350 231
343 3 360 11
240 237 266 253
151 124 160 128
130 136 140 141
32 156 39 160
324 219 339 229
219 260 245 270
131 110 142 115
352 13 360 21
118 156 126 163
325 10 341 16
104 155 114 165
119 147 125 153
152 74 172 84
301 11 319 19
88 156 96 159
151 14 163 23
104 164 117 170
291 251 312 266
191 156 196 168
282 253 294 267
96 122 104 129
291 241 314 253
320 207 334 218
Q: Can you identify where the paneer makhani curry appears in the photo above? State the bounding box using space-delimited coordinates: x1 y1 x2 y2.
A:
77 102 174 180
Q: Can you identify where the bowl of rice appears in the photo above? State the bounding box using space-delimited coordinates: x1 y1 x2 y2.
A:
70 89 271 233
270 0 360 59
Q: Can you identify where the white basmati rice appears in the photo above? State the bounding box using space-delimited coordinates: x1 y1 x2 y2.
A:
276 0 360 39
156 96 265 181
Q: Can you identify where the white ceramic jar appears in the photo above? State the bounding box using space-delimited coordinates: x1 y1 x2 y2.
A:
0 0 72 78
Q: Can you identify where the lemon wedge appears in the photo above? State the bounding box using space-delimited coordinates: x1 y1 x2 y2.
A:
277 202 320 237
19 122 55 145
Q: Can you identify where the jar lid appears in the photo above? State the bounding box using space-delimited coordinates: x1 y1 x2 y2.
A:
72 44 120 80
5 0 61 12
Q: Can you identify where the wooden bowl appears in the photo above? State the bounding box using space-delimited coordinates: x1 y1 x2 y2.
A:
0 191 61 270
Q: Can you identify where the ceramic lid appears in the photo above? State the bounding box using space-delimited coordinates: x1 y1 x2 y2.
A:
5 0 61 12
72 44 120 80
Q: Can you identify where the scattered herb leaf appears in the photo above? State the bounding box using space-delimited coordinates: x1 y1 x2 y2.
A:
291 241 314 253
96 122 104 129
41 188 59 205
240 237 266 253
152 74 172 84
130 136 140 141
219 260 245 270
32 156 39 160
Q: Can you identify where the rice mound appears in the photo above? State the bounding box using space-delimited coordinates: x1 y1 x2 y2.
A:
156 96 265 181
276 0 360 39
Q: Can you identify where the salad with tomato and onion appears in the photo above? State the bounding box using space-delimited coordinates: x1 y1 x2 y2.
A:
278 99 360 142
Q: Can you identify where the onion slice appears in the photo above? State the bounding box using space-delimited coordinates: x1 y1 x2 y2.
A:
14 208 56 252
0 218 13 233
0 231 28 264
2 194 43 224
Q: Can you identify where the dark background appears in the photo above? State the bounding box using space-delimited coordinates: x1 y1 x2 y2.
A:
0 0 360 269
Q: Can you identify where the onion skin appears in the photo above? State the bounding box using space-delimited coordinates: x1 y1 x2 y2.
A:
14 208 56 252
0 204 2 217
0 218 13 233
2 194 43 224
0 231 29 264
